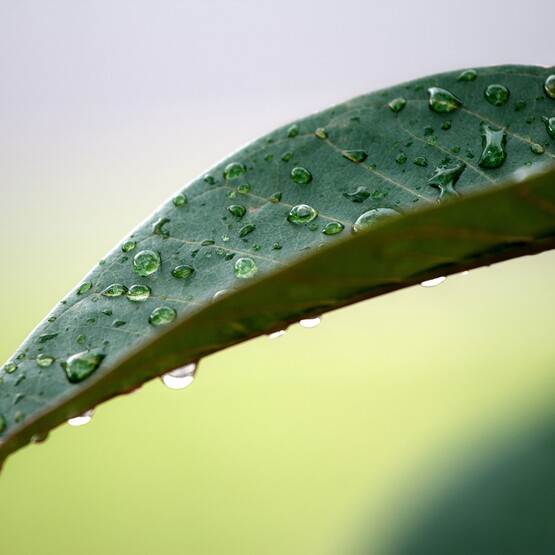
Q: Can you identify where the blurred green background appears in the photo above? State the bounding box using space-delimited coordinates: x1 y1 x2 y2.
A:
1 1 555 553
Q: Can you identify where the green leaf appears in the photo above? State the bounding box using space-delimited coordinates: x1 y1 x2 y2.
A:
1 65 554 465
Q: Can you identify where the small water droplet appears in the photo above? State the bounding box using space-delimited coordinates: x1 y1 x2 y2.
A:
290 166 313 184
161 363 197 390
268 192 282 203
421 276 446 287
204 174 216 185
100 283 128 297
299 317 321 328
4 362 17 374
413 156 428 167
133 250 161 277
388 97 407 112
542 116 555 139
48 316 57 322
223 162 246 179
152 217 171 238
16 353 25 361
212 289 233 301
77 282 93 295
68 409 94 427
428 87 463 112
227 205 246 218
287 124 299 138
239 224 256 238
112 320 126 328
149 306 177 326
122 240 136 253
63 350 105 383
427 161 466 201
264 154 273 162
237 183 250 194
530 143 545 155
543 75 555 99
221 233 230 242
315 127 328 139
323 222 345 235
39 333 58 343
234 257 258 279
478 124 507 169
36 354 55 368
281 151 293 162
458 69 477 82
515 100 526 112
484 84 510 106
287 204 319 225
172 265 195 279
352 208 401 233
173 194 187 207
268 330 286 339
343 187 370 202
343 150 368 163
76 334 86 345
395 152 408 164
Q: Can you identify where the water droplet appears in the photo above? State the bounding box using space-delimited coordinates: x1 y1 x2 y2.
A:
315 127 328 139
16 353 25 361
173 194 187 207
36 354 55 368
458 69 477 82
212 289 233 301
152 217 171 238
343 150 368 163
323 222 345 235
281 151 293 162
388 97 407 112
77 282 93 295
543 75 555 99
227 205 246 218
421 276 446 287
172 265 194 278
161 363 197 390
428 87 463 112
395 152 408 164
221 233 230 242
239 224 256 238
39 333 58 343
515 100 526 112
413 156 428 167
287 124 299 138
68 409 94 427
530 143 545 155
204 174 216 185
268 192 282 203
122 240 136 253
287 204 318 225
100 283 128 297
478 124 507 169
268 330 286 339
352 208 401 233
542 116 555 139
308 223 318 231
63 350 105 383
343 187 370 202
484 84 510 106
427 135 438 146
299 317 321 328
112 320 126 328
149 306 177 326
237 183 250 194
223 162 246 179
264 154 273 162
441 121 452 130
427 161 466 201
234 257 258 279
133 250 161 277
290 167 313 184
4 362 17 374
76 334 86 345
273 243 282 250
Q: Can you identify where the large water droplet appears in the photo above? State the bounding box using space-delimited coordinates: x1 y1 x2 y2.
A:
484 84 510 106
300 317 321 328
227 205 246 218
36 354 55 368
427 161 467 201
68 409 94 427
458 69 477 82
127 284 151 302
290 167 312 184
77 282 93 295
421 276 446 287
64 350 105 383
478 124 507 169
171 265 195 278
161 363 197 390
223 162 246 179
287 204 318 225
428 87 463 112
544 75 555 99
388 97 407 112
100 283 128 297
149 307 177 326
323 222 345 235
343 149 368 163
542 116 555 139
353 208 401 233
234 257 258 279
133 250 161 277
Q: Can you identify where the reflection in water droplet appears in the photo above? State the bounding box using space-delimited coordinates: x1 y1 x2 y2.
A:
133 250 161 277
342 150 368 163
101 283 128 297
64 351 105 383
68 409 94 427
287 204 318 225
161 363 197 390
544 75 555 99
484 84 510 106
77 282 93 295
149 307 177 326
122 240 136 253
353 208 401 233
388 97 406 112
427 161 467 201
36 354 55 368
421 276 446 287
542 116 555 139
212 289 232 301
171 265 194 278
173 194 187 207
428 87 463 113
290 167 313 184
223 162 246 179
268 330 286 339
323 222 345 235
127 284 151 302
478 124 507 169
234 257 258 279
315 127 328 139
458 69 477 82
300 317 321 329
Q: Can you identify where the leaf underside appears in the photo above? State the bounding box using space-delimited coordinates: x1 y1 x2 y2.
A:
1 65 555 465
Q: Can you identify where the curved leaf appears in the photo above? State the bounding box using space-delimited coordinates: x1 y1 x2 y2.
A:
1 65 554 465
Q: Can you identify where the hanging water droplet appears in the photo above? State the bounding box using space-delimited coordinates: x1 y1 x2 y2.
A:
121 240 136 253
234 257 258 279
223 162 246 179
127 284 151 302
4 362 17 374
542 116 555 139
478 124 507 169
77 282 93 295
152 217 171 238
484 84 510 106
530 143 545 155
427 161 466 201
39 333 58 343
133 250 161 277
149 306 177 326
36 354 55 368
100 283 128 297
300 317 321 328
287 124 299 138
63 350 105 383
173 194 187 207
323 222 345 235
421 276 446 287
352 208 401 233
268 192 282 203
342 150 368 163
388 97 407 112
290 167 313 184
239 224 256 238
458 69 477 82
413 156 428 167
428 87 463 112
287 204 318 225
67 409 94 427
268 330 286 339
161 363 197 390
315 127 328 139
395 152 407 164
543 75 555 99
172 265 194 278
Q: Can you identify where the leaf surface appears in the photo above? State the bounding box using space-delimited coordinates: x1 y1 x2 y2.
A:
1 65 555 464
